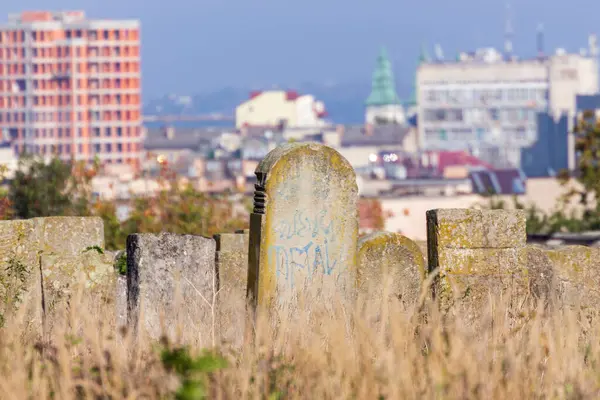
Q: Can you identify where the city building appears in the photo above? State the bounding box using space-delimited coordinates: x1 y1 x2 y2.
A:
521 94 600 178
235 90 327 129
416 37 599 168
0 11 142 168
365 47 405 125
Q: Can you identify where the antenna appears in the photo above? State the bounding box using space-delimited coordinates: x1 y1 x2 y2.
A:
504 3 514 60
434 44 444 61
589 33 598 58
537 23 545 58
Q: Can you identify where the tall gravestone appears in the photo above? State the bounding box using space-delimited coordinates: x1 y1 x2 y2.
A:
247 143 358 320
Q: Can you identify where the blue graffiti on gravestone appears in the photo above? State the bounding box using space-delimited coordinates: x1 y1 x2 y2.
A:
268 208 341 290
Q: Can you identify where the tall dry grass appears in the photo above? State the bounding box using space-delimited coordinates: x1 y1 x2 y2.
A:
1 273 600 399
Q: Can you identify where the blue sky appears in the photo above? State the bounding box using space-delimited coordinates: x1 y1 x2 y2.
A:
2 1 599 97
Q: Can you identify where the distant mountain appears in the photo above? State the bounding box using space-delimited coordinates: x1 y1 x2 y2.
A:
143 82 412 125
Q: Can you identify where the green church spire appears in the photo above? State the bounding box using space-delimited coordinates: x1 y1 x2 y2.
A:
366 47 401 107
418 43 430 64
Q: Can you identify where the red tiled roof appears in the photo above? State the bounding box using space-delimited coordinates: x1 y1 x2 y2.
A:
249 90 262 99
432 150 492 173
286 90 299 101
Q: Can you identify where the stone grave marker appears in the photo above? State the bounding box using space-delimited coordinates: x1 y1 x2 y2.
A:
214 230 249 347
247 143 359 321
127 232 217 344
427 209 528 324
357 232 426 308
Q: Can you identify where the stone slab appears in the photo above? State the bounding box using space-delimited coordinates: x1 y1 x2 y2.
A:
215 231 249 347
127 232 217 344
0 220 41 331
546 246 600 312
427 209 526 249
33 217 104 255
41 250 115 334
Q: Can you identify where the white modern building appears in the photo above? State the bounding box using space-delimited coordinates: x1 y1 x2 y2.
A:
416 37 599 167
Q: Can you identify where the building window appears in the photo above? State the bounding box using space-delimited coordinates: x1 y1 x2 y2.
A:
94 144 101 153
117 143 122 152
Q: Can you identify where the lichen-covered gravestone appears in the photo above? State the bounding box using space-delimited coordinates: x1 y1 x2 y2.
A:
0 219 40 330
0 216 107 336
546 246 600 318
127 232 217 344
247 143 358 321
357 232 426 309
36 217 110 335
427 209 528 324
215 230 249 347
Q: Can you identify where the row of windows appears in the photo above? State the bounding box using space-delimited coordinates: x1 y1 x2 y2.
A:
0 29 139 44
423 88 547 104
422 108 539 124
0 108 140 122
424 127 534 142
0 122 140 138
27 142 140 155
0 46 140 59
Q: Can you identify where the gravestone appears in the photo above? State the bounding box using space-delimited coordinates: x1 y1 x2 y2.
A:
546 246 600 318
215 230 249 347
357 232 426 308
127 232 217 344
0 217 106 336
427 209 528 324
247 143 358 320
0 220 40 331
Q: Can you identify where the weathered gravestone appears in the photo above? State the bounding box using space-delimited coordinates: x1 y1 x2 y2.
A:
214 230 249 347
545 246 600 318
427 209 528 324
247 143 359 321
0 219 40 330
0 217 107 335
127 232 217 344
357 232 426 309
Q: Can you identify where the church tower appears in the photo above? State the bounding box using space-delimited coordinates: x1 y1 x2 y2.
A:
365 47 405 125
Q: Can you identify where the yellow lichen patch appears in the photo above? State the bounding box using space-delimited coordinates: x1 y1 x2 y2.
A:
434 209 526 249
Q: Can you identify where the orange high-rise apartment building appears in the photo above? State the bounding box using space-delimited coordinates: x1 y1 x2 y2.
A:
0 10 141 169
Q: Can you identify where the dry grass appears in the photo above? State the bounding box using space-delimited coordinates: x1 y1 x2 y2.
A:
1 275 600 400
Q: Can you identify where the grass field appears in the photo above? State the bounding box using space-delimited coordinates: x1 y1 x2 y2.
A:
1 276 599 399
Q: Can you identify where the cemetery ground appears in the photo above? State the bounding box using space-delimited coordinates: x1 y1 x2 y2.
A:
1 278 600 399
4 144 600 399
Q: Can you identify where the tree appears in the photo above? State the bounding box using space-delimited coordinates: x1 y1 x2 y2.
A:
9 155 93 219
560 109 600 230
0 165 12 220
485 109 600 234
